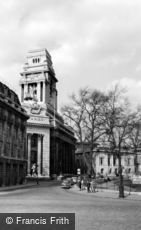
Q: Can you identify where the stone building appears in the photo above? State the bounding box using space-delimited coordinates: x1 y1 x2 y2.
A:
75 144 141 176
94 147 136 176
19 48 75 178
0 81 28 186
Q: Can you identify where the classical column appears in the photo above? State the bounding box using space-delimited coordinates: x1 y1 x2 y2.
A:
24 84 28 99
27 134 32 175
37 82 41 102
41 135 43 175
37 134 42 176
43 81 46 103
21 84 24 102
42 131 50 177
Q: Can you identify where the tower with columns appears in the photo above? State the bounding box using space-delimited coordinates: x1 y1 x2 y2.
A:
20 49 75 177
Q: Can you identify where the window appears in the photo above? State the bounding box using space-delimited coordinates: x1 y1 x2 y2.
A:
109 168 112 174
115 168 118 175
40 82 43 101
101 168 104 174
127 158 131 166
108 155 110 166
99 157 104 166
128 168 131 173
32 58 40 64
113 155 116 166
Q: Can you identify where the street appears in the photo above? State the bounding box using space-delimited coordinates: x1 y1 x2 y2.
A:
0 181 140 230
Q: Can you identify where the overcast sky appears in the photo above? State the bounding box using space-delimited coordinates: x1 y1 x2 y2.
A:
1 0 141 109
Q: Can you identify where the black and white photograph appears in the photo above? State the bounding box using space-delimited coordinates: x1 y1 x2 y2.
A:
0 0 141 230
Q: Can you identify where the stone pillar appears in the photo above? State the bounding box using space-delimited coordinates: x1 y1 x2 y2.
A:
21 84 24 102
37 82 41 102
42 130 50 177
24 84 28 99
37 134 42 176
41 135 44 175
43 81 46 103
27 134 32 175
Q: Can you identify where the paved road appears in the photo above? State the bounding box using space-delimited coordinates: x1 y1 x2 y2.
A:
0 181 140 230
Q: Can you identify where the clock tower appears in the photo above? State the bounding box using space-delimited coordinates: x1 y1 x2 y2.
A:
20 49 75 178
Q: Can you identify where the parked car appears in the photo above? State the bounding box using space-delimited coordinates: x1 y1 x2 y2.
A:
71 177 77 184
61 178 72 189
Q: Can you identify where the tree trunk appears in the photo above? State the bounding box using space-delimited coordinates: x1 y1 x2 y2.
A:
134 151 138 174
118 155 124 198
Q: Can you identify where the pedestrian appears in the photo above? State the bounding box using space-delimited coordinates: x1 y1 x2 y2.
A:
81 179 84 190
87 180 90 193
90 180 93 192
31 163 39 185
92 179 97 192
78 180 82 191
31 163 36 176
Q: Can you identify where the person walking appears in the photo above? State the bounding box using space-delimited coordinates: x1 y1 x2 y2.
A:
78 180 82 191
92 179 97 192
90 180 93 192
31 163 36 176
31 163 39 185
81 179 84 190
87 180 91 193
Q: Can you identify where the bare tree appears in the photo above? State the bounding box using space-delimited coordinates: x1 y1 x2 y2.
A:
103 84 135 198
61 89 88 173
128 107 141 174
81 90 107 175
61 88 106 176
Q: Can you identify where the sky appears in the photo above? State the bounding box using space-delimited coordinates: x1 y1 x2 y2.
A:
1 0 141 109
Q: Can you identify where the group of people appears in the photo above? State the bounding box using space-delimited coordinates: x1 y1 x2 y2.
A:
78 178 97 193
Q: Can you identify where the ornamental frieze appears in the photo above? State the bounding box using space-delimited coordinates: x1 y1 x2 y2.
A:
30 102 41 114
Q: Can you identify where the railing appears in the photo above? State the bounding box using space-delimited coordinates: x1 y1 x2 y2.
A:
78 177 141 194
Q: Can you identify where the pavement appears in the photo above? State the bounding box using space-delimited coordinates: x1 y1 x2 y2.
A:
0 179 61 192
1 180 141 201
70 184 141 201
0 181 40 192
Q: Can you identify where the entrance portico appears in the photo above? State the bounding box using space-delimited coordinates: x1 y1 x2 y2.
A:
27 133 44 176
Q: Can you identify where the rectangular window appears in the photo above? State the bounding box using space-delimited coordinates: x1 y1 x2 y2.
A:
127 158 131 166
108 155 110 166
113 155 116 166
99 157 104 166
40 82 43 101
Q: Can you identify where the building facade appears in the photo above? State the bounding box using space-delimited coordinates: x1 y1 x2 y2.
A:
0 81 28 186
94 147 136 176
20 49 75 178
75 144 141 177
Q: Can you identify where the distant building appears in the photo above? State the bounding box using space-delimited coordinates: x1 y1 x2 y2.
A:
94 147 136 176
75 143 141 176
0 81 29 186
19 49 75 178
